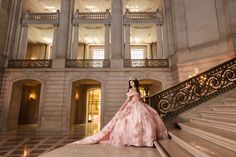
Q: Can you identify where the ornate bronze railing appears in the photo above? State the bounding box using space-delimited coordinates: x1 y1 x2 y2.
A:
8 59 52 68
66 59 110 68
124 59 169 68
150 57 236 120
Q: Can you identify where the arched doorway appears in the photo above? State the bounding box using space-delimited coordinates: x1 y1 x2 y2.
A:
70 79 101 135
7 79 41 130
139 79 163 104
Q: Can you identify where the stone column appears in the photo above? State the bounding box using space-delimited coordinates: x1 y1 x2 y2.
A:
104 24 109 59
111 0 123 68
156 25 163 59
51 26 58 59
162 1 173 58
72 25 79 59
56 0 71 58
124 24 131 59
18 25 28 59
5 0 22 59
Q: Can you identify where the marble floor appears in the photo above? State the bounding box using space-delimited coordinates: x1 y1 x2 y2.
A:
0 123 161 157
0 123 99 157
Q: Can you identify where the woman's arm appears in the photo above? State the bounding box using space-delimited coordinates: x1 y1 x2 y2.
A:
118 91 132 112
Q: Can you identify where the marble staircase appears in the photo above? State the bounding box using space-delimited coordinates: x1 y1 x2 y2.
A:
156 88 236 157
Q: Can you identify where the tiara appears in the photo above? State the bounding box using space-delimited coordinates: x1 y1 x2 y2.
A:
129 77 136 81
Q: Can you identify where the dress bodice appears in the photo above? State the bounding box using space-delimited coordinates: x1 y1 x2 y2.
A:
126 88 142 103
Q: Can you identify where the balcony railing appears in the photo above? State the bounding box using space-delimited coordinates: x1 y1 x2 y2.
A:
73 9 111 24
129 12 157 19
8 59 52 68
78 12 107 19
150 57 236 121
124 9 163 24
124 59 169 68
66 59 110 68
27 13 58 20
22 11 60 25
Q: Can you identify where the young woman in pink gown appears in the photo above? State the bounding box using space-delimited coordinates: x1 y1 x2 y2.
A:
70 77 168 147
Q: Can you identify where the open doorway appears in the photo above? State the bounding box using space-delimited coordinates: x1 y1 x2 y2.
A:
71 79 101 136
7 80 41 131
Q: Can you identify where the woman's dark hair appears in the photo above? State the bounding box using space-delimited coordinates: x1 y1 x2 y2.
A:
127 79 140 93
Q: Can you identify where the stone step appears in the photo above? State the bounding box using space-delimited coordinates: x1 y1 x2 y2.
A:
222 97 236 101
169 131 236 157
189 117 236 133
199 113 236 123
212 106 236 112
178 122 236 152
157 138 194 157
223 100 236 105
210 103 236 107
199 110 236 116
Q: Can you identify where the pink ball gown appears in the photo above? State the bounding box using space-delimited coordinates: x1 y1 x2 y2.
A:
70 88 168 147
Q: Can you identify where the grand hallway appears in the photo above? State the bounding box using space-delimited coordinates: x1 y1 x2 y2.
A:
1 0 236 156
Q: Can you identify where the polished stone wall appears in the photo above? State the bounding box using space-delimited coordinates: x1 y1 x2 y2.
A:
0 69 173 131
169 0 235 83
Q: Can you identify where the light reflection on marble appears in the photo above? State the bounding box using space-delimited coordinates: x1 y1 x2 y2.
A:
70 122 100 137
190 142 216 155
0 123 100 157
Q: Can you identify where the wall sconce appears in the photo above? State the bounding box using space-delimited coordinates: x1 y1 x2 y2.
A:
75 92 79 100
29 92 36 100
144 84 149 97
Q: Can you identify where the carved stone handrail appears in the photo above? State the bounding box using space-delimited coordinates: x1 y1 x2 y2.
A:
73 9 111 25
150 57 236 121
124 9 163 24
66 59 110 68
8 59 52 68
22 11 60 25
124 59 169 68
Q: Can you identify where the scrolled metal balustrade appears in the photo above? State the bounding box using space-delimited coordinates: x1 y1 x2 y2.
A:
8 59 52 68
150 57 236 121
124 59 169 68
65 59 110 68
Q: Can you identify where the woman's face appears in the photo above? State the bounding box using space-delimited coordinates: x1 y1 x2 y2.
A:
130 80 135 88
